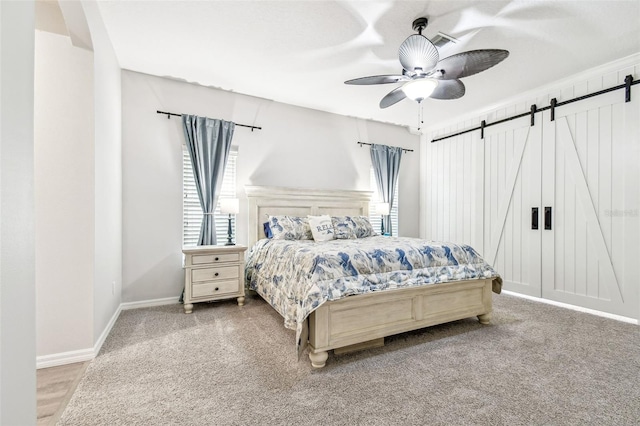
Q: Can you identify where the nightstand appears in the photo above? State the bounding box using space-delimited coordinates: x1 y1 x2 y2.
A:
182 245 247 314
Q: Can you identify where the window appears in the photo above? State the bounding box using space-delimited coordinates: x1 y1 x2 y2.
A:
183 148 237 246
369 167 399 236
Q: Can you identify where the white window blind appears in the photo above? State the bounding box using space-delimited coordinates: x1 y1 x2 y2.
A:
183 149 237 246
369 167 399 236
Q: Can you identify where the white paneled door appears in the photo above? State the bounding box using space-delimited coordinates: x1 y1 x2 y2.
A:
484 115 542 297
542 89 639 318
484 88 639 318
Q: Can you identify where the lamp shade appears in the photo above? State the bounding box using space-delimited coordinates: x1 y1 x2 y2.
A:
219 198 239 214
377 202 390 216
402 78 438 102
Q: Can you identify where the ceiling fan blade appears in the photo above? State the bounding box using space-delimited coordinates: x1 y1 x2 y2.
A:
345 75 408 85
430 79 466 100
436 49 509 80
398 34 439 73
379 86 407 109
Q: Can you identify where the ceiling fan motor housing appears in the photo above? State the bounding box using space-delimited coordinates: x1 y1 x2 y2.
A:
412 17 429 34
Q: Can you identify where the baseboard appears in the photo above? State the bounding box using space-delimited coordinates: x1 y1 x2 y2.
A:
36 347 95 369
93 303 123 357
502 290 638 325
37 297 179 369
120 296 180 310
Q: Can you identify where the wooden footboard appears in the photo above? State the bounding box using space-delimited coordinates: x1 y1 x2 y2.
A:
307 278 493 368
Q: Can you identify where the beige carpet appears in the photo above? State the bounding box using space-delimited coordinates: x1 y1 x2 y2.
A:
58 293 639 425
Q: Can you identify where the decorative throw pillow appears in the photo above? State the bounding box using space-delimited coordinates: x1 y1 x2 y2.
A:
331 216 357 239
307 215 335 242
332 216 377 239
351 216 376 238
263 222 273 239
268 216 313 240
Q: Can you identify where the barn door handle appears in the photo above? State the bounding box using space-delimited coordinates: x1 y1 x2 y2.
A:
531 208 539 230
544 207 552 230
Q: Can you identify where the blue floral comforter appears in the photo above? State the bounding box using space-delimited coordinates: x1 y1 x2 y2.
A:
245 236 502 340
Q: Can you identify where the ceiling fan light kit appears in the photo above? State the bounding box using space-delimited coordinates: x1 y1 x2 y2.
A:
345 16 510 115
402 79 438 102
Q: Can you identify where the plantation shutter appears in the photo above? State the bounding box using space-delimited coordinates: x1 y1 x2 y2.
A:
183 148 237 246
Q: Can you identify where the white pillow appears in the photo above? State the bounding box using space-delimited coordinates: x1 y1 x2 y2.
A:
307 215 335 242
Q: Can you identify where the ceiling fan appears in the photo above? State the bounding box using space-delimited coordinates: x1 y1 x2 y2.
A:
345 17 509 109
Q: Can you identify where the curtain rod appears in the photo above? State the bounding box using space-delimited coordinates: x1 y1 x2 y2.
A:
156 110 262 131
357 141 414 153
431 75 639 143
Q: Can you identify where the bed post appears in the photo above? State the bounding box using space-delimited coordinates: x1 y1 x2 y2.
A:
308 351 329 368
477 312 492 324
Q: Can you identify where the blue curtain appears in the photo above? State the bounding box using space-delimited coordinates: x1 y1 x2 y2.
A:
182 115 235 245
370 144 403 236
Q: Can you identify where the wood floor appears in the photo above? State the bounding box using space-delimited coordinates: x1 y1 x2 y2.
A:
37 362 88 426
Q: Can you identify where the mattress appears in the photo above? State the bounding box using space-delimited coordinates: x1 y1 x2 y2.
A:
245 236 502 335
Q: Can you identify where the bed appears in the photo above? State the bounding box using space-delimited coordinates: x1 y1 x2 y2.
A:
245 186 502 368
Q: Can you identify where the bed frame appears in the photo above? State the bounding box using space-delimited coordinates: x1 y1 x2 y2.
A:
245 185 493 368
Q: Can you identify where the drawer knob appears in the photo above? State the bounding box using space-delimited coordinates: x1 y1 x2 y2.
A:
215 287 219 291
214 272 219 277
214 257 219 261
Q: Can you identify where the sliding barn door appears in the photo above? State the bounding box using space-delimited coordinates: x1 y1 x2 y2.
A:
482 85 639 317
428 66 639 319
541 88 639 317
483 116 543 297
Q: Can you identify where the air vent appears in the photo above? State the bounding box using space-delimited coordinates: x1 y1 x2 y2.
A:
430 32 458 48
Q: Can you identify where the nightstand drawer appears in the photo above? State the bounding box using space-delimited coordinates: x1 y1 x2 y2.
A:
192 280 239 298
191 265 238 283
191 252 239 265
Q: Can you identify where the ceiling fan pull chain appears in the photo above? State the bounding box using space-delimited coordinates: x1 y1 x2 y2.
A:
417 101 424 131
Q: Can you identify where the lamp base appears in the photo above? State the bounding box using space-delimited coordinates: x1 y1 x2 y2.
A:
225 215 235 245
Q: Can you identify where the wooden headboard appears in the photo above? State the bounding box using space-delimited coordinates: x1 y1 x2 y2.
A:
245 186 372 247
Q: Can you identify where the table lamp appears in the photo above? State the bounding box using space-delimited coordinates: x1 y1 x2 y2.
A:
219 198 239 245
377 202 390 236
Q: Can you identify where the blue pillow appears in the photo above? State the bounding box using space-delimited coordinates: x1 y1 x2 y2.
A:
263 222 273 239
267 216 313 240
331 216 376 239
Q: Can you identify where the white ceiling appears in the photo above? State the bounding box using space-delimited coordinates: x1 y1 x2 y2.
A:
97 0 640 130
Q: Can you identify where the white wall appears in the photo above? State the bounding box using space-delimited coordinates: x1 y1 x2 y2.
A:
0 1 36 423
32 0 123 365
34 30 95 357
122 70 420 303
82 1 122 345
